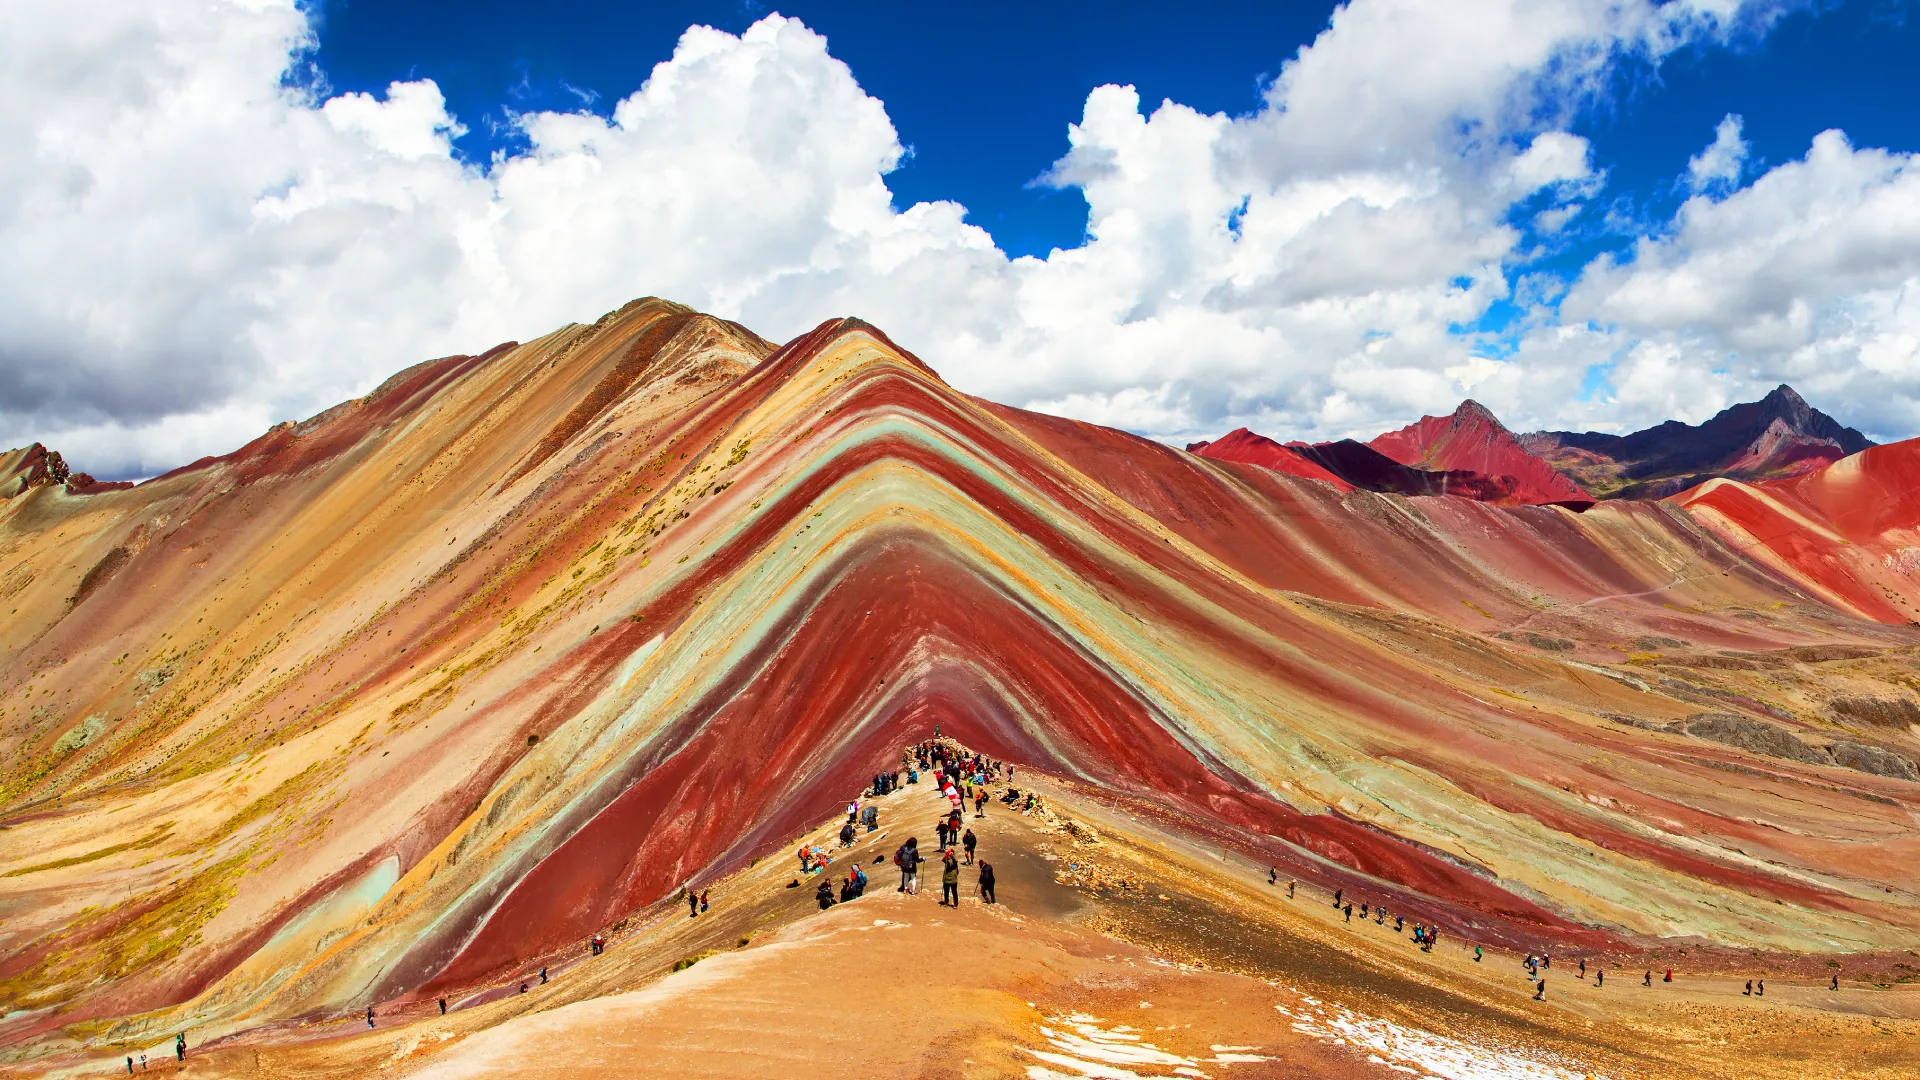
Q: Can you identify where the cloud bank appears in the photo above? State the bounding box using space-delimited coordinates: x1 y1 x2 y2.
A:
1 0 1913 478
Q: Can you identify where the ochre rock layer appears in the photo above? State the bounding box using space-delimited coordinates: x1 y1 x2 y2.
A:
1 300 1917 1060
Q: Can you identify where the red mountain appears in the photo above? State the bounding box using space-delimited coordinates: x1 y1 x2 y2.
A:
1184 427 1353 490
1368 400 1593 508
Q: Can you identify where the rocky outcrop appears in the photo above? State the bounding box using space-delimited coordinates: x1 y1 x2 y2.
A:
0 444 70 498
1677 712 1834 766
1827 740 1919 781
1609 711 1918 780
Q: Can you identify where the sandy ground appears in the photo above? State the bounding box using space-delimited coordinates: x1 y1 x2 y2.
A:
30 769 1920 1080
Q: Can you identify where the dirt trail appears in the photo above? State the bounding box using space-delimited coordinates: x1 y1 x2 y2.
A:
28 758 1919 1080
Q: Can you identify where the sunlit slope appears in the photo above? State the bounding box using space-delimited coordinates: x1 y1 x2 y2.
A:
1674 439 1920 624
1 304 1916 1058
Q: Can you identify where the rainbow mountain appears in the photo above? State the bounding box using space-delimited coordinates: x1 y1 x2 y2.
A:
2 300 1917 1072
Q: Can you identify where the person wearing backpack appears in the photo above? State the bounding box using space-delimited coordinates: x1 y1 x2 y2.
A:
978 861 996 904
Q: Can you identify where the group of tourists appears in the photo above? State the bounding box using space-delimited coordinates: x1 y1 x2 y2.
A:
1322 885 1444 955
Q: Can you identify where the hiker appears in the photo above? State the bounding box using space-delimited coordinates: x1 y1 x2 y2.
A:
936 819 951 848
540 966 548 984
1644 970 1652 987
1756 979 1764 996
140 1055 147 1071
839 875 855 903
941 848 962 906
816 878 836 910
1744 980 1752 996
688 890 699 917
852 864 868 896
1427 927 1439 952
1268 867 1277 886
962 827 977 865
840 820 856 847
1534 979 1546 1001
1474 945 1483 963
439 997 448 1014
127 1056 134 1075
1596 969 1603 987
897 838 920 894
519 982 528 994
1287 880 1295 899
367 1006 376 1028
1664 968 1673 983
1375 907 1385 925
1395 914 1404 933
975 791 986 817
1333 888 1343 907
798 846 810 872
1579 958 1586 978
1831 973 1840 991
1343 903 1353 923
175 1034 185 1062
979 861 996 904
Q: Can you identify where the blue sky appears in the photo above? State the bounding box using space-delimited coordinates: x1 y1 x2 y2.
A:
310 0 1920 263
6 0 1920 476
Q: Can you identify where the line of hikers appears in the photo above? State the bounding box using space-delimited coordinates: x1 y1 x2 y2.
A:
1278 868 1812 1006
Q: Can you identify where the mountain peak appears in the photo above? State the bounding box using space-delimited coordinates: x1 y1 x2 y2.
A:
1363 401 1590 506
1451 399 1504 428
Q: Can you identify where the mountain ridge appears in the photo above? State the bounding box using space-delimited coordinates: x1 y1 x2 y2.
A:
2 301 1918 1073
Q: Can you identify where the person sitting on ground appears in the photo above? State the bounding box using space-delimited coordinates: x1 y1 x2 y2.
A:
817 878 836 910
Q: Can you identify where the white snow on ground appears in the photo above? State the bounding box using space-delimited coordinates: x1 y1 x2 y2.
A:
1024 1012 1276 1079
1274 997 1606 1080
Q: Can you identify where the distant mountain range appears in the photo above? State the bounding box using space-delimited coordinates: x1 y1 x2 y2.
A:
1520 385 1874 499
1191 384 1873 508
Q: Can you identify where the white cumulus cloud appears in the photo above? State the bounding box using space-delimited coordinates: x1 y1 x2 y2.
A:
3 0 1904 480
1688 113 1749 191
